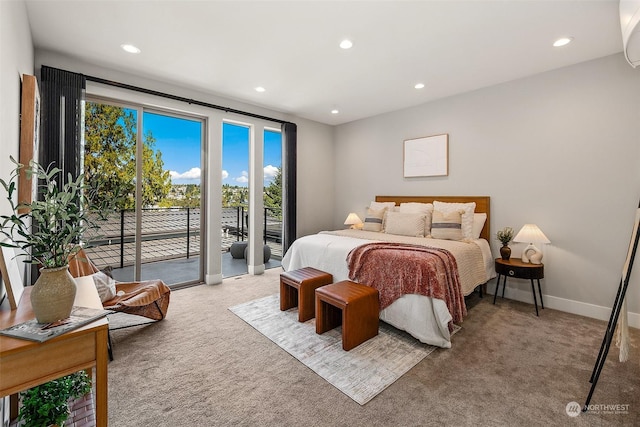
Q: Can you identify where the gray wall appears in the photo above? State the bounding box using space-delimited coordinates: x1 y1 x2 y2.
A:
334 53 640 323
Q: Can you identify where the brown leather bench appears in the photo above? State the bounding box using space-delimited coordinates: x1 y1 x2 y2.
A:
280 267 333 322
315 280 379 351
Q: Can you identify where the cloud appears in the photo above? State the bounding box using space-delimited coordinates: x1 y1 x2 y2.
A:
169 167 201 180
222 170 229 180
235 171 249 184
264 164 279 180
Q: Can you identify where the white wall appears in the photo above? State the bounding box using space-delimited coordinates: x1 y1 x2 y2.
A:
334 53 640 324
0 0 34 289
0 0 34 215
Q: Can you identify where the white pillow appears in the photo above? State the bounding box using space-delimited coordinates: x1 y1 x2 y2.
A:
362 207 386 232
430 209 464 241
383 211 426 237
433 201 476 241
399 203 434 236
91 271 116 303
472 213 487 239
369 201 396 211
399 202 433 214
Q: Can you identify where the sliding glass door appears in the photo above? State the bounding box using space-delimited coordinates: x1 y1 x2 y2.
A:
83 100 204 286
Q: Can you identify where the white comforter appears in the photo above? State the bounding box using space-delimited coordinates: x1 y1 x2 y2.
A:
281 229 496 348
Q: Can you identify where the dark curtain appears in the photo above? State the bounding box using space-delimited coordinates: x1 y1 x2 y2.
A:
281 122 297 252
40 66 86 182
32 67 85 284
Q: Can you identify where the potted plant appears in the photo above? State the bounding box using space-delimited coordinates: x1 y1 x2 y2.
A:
496 226 514 260
18 370 92 427
0 157 108 323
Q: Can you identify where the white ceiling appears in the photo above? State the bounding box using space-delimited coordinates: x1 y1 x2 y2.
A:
24 0 624 125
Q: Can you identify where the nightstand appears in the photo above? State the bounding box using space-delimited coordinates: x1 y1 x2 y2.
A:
493 258 545 316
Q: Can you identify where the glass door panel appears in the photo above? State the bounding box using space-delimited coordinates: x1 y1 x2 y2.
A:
263 129 282 268
140 111 203 285
84 101 138 282
222 122 250 277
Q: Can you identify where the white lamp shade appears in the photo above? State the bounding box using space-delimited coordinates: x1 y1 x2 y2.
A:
344 213 362 226
513 224 549 264
513 224 550 244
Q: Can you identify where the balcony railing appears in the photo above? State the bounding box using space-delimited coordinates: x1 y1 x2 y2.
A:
84 206 282 270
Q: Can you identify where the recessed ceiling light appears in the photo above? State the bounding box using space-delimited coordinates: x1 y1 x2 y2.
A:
255 86 266 92
414 83 425 89
331 109 339 114
553 37 573 47
120 44 141 54
339 39 353 49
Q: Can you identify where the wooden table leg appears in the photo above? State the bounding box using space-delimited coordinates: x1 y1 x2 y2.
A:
95 327 109 427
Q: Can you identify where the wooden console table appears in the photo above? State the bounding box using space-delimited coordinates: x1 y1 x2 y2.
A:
0 276 109 426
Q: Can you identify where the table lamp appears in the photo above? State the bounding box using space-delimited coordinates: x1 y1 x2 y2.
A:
344 213 363 229
513 224 550 264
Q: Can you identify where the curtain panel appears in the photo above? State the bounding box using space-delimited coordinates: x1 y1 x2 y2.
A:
281 122 297 253
40 66 86 183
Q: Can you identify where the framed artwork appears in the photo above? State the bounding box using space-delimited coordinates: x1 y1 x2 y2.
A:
18 74 40 210
403 133 448 178
0 246 24 309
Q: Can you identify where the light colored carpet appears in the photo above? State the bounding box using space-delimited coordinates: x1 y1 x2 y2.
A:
230 294 445 405
105 268 640 426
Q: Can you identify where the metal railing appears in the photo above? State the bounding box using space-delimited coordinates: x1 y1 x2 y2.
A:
85 206 282 269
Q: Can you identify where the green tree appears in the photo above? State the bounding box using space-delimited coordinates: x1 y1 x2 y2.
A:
84 103 171 210
264 167 282 219
222 184 248 207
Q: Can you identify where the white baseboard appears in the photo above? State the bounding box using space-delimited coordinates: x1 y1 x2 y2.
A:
488 282 640 329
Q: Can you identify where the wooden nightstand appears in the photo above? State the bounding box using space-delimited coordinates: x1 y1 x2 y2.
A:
493 258 545 316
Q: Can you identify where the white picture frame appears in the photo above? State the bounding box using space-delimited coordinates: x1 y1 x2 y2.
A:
403 133 448 178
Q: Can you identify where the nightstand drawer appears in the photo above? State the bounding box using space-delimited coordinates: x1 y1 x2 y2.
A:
495 262 544 279
495 258 544 279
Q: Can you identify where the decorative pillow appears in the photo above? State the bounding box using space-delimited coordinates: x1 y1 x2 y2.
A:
399 202 434 236
433 201 476 241
472 213 487 239
91 270 116 303
383 211 426 237
369 201 396 211
399 202 433 214
362 207 386 232
430 209 464 241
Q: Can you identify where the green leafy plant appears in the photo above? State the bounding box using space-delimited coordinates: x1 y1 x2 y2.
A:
0 157 110 268
496 226 514 245
18 370 92 427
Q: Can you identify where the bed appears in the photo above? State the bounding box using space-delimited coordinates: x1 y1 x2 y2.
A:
281 196 496 348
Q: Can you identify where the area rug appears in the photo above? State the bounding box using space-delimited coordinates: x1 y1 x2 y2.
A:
229 294 448 405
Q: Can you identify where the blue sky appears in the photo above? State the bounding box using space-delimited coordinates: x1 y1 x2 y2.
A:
144 112 282 186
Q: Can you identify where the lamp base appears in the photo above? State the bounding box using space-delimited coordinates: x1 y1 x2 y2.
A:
522 243 543 264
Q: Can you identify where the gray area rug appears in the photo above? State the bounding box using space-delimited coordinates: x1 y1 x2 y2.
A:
230 294 444 405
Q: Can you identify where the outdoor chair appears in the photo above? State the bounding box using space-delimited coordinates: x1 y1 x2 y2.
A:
68 248 171 359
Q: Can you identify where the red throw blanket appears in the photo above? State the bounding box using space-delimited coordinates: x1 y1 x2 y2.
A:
347 242 467 326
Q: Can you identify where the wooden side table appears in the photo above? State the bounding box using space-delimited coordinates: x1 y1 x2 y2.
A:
494 258 545 316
